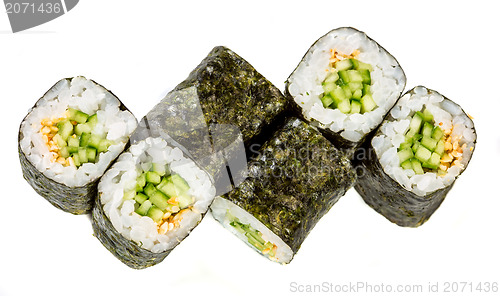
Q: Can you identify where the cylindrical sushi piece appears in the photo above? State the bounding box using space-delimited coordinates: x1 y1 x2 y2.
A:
18 77 137 214
92 137 216 269
285 27 406 152
210 117 356 264
354 86 476 227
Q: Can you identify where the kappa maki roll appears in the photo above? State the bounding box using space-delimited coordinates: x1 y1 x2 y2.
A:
285 27 406 152
354 86 476 227
210 118 355 263
92 137 216 269
18 77 137 214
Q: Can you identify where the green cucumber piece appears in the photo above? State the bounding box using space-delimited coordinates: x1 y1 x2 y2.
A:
134 192 148 204
147 206 164 222
78 148 88 163
399 142 412 150
415 146 432 163
435 139 445 156
246 230 265 245
412 142 420 153
152 163 167 176
57 120 73 141
149 190 169 211
178 193 193 209
334 59 354 71
337 70 350 85
123 190 136 201
411 159 424 174
331 87 347 102
144 183 157 198
421 136 438 151
67 146 79 154
407 113 423 136
87 114 98 129
72 154 81 167
348 81 363 92
59 146 70 158
79 132 91 147
337 99 351 114
356 60 373 71
74 123 91 136
362 84 371 96
86 147 97 163
422 108 434 122
401 159 413 170
146 171 161 185
398 148 414 164
324 72 339 84
352 89 363 100
135 200 152 216
97 139 113 153
321 95 334 108
67 136 80 148
350 100 361 114
432 126 444 140
230 221 246 234
68 108 89 124
171 174 190 193
422 152 441 170
347 70 363 83
422 122 434 138
157 177 176 197
322 82 337 94
360 94 376 113
87 134 102 149
359 69 371 84
136 173 146 188
53 133 67 148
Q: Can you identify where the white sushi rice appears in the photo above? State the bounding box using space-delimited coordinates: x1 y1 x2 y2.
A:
99 137 216 253
211 196 293 264
19 77 137 187
287 27 406 142
372 86 476 196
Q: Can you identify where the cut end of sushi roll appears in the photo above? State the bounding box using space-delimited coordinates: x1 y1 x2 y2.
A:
211 196 293 264
286 27 406 149
372 86 476 196
18 76 137 214
93 137 216 268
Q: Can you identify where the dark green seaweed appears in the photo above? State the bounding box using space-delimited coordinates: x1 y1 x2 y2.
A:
220 117 356 256
92 192 171 269
353 86 476 227
284 27 405 155
18 78 135 215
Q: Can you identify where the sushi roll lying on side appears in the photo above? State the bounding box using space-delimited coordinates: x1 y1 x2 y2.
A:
286 27 406 152
211 118 356 264
354 86 476 227
18 77 137 214
92 137 216 269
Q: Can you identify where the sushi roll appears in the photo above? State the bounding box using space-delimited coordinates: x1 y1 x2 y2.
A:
133 46 288 195
92 137 216 269
210 118 356 263
18 77 137 214
285 27 406 152
354 86 476 227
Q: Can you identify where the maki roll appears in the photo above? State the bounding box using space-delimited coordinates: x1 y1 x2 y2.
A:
18 77 137 214
285 27 406 152
92 137 216 269
354 86 476 227
133 46 288 195
210 118 355 263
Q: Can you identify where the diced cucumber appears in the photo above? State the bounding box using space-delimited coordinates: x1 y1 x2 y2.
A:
356 60 373 71
350 100 361 114
136 173 146 188
246 230 265 245
334 59 354 71
324 72 339 84
68 108 89 124
412 142 420 153
146 171 161 185
331 87 346 102
157 177 176 197
341 85 352 100
149 191 169 211
398 148 414 164
337 99 351 114
171 174 190 193
73 154 81 167
422 122 433 138
359 69 371 84
230 221 246 234
337 70 350 85
178 193 193 209
79 132 91 147
362 84 371 96
57 120 73 141
86 148 97 163
432 126 444 140
421 136 438 151
399 142 412 150
350 58 359 69
347 70 363 83
152 163 167 176
87 114 98 129
123 190 136 201
144 183 157 198
98 139 113 153
134 192 148 204
321 95 334 108
59 146 70 158
422 108 434 122
87 134 102 149
411 159 424 174
434 139 445 156
53 133 67 148
422 152 440 170
348 81 363 92
360 94 376 113
322 82 337 95
415 146 432 163
68 136 80 148
135 200 152 216
407 113 423 136
246 234 264 251
74 123 91 136
147 206 164 222
67 146 79 154
352 89 362 100
78 148 88 163
401 159 413 170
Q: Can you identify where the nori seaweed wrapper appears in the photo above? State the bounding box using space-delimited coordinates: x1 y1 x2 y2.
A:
92 192 171 269
221 117 356 255
18 78 135 215
353 86 476 227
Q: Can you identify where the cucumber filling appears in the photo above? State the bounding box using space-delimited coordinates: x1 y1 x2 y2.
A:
225 211 278 260
40 108 114 168
319 49 377 114
398 107 466 176
125 164 195 234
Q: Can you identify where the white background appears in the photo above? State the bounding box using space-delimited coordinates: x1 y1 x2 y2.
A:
1 1 499 295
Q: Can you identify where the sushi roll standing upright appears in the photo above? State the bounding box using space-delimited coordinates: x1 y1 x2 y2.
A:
286 27 406 152
18 77 137 214
354 86 476 227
